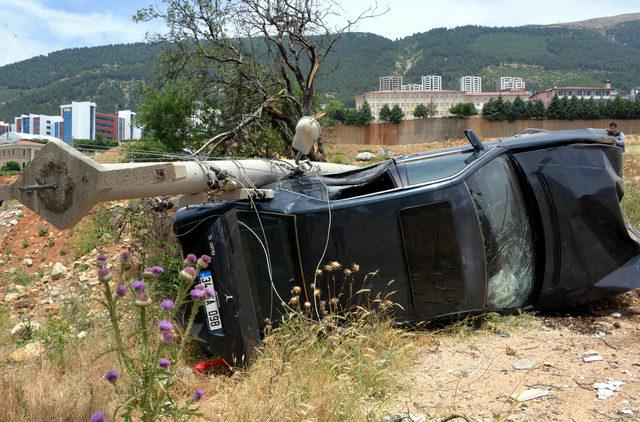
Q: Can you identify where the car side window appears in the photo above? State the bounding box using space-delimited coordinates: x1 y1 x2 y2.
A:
399 202 465 311
466 156 536 308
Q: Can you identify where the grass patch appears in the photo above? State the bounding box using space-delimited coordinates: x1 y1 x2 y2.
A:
327 154 351 165
205 311 415 420
438 311 539 338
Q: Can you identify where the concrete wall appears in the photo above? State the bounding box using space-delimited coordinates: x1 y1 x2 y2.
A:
325 118 640 145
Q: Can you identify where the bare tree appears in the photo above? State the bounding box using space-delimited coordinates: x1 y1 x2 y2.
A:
136 0 384 160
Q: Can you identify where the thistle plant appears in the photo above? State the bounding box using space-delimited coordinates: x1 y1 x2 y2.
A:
92 250 212 421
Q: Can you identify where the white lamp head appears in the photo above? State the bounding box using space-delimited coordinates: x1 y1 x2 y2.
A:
292 116 321 155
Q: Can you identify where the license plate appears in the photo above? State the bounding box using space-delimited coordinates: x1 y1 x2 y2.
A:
199 270 224 333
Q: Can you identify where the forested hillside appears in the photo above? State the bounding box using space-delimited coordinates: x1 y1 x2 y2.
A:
1 15 640 120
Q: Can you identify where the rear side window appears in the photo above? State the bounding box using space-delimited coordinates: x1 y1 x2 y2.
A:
399 202 465 311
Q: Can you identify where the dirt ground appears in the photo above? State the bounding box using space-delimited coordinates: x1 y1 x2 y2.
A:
389 299 640 421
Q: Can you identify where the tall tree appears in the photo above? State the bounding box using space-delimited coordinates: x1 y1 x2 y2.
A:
413 104 428 118
357 101 374 125
449 102 478 117
566 96 583 120
389 105 404 124
583 98 601 119
378 104 392 122
136 0 383 159
531 100 546 119
510 96 528 120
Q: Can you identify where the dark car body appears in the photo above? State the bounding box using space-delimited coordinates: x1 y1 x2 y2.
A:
173 128 639 364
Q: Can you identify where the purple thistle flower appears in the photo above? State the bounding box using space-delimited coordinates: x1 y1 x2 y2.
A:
184 254 198 266
190 289 205 299
131 280 145 290
96 254 108 263
160 299 174 310
158 320 173 332
159 357 171 368
197 254 212 269
90 411 105 422
162 330 175 343
195 283 205 291
103 370 119 384
151 266 164 276
179 267 197 283
97 267 112 283
192 388 204 401
115 283 127 297
204 287 215 298
119 250 131 262
135 291 152 307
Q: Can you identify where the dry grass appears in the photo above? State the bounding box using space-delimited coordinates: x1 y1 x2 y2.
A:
0 301 416 421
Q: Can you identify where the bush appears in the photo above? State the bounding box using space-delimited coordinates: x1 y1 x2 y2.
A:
449 102 478 117
1 161 20 172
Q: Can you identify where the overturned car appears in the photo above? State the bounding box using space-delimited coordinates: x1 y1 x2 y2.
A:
1 126 637 365
174 128 639 364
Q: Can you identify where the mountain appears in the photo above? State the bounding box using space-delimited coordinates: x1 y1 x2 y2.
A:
1 13 640 119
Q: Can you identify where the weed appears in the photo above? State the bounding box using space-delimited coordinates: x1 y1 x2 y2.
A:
47 238 55 247
37 317 74 365
21 238 29 248
59 248 67 256
38 225 48 237
328 154 351 165
12 270 34 286
439 311 539 338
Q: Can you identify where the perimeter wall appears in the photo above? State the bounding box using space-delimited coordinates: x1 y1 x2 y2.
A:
325 118 640 145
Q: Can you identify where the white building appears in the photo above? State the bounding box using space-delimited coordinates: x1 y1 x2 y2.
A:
118 110 142 141
500 76 525 91
13 114 63 138
401 84 423 91
630 87 640 101
421 75 442 91
460 76 482 93
60 101 97 143
379 76 403 91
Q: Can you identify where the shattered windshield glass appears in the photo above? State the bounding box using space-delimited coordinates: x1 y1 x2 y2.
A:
466 156 535 308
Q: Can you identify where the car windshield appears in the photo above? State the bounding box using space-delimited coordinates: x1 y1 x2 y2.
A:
402 150 477 185
465 155 536 308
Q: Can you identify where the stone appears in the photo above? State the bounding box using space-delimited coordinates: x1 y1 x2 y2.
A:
9 267 17 274
355 151 376 161
9 342 45 362
583 353 604 363
23 258 33 267
593 379 624 400
613 321 622 329
611 312 622 318
506 345 517 356
76 331 87 339
513 358 535 370
10 321 41 339
9 219 18 226
511 388 550 402
4 292 19 302
51 262 67 280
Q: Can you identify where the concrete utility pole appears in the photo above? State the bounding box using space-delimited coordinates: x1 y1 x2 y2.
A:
0 118 354 229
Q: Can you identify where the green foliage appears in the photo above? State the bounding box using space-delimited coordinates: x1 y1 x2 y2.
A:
73 138 118 149
412 103 437 118
1 161 20 172
328 154 351 165
378 104 391 122
323 100 346 124
449 102 478 117
136 84 199 152
481 97 510 120
38 225 48 237
6 21 640 120
357 101 374 125
389 105 404 124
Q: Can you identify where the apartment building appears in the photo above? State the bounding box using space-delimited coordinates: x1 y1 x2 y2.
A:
95 113 119 141
355 90 466 120
60 101 97 143
460 76 482 93
500 77 525 90
379 75 403 91
0 122 9 136
13 114 63 138
401 84 423 91
421 75 442 91
118 110 142 141
529 81 614 106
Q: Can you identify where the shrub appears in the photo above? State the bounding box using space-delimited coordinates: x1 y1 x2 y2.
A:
1 161 21 172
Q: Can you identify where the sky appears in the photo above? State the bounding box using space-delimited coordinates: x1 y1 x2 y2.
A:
0 0 638 66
